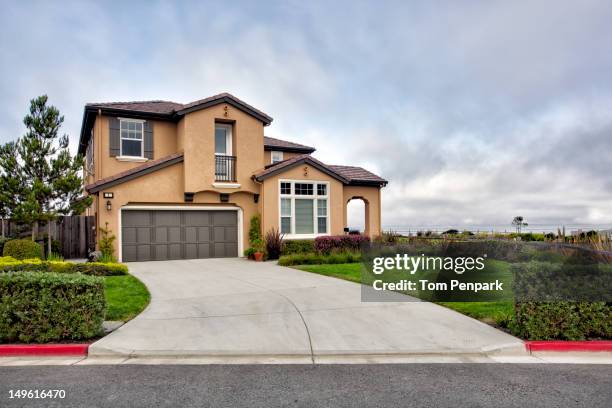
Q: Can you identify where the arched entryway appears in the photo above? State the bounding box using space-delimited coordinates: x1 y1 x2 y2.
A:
344 196 371 236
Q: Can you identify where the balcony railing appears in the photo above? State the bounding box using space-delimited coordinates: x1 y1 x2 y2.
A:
215 155 236 182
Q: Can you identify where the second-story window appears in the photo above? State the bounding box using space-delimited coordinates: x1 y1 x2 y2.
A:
271 151 284 164
120 119 144 157
215 123 232 155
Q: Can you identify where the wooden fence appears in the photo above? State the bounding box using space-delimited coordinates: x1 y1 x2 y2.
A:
1 216 96 259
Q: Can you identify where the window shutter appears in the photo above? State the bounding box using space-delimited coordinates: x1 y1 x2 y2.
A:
144 121 154 159
109 117 120 157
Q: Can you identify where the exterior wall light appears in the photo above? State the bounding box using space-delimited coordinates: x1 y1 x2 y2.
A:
106 200 112 211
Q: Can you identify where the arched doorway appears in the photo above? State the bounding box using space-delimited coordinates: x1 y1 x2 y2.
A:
345 196 369 235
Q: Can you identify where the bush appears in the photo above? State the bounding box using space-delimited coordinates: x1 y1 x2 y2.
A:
282 239 315 255
3 239 43 260
244 247 256 258
265 228 284 260
248 214 262 246
99 223 116 258
314 235 370 254
278 252 361 266
0 257 127 276
0 236 10 255
0 272 105 343
511 302 611 340
373 231 401 245
510 260 611 340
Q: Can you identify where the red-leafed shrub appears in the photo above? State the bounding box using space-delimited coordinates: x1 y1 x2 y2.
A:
314 235 370 254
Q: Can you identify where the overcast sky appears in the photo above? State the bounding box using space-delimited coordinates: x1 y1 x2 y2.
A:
1 0 611 231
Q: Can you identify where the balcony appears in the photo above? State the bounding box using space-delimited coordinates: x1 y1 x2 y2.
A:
215 155 236 182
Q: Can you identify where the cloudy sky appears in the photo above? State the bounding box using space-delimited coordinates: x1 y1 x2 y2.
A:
1 0 611 231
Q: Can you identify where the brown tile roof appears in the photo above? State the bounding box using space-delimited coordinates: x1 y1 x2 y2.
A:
328 165 388 185
85 152 184 193
85 100 183 114
264 136 315 153
253 154 387 186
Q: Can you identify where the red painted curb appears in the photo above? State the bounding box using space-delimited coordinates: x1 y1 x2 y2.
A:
0 344 89 357
525 341 612 352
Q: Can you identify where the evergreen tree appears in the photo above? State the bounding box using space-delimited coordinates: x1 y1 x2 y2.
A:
12 95 91 253
0 141 22 237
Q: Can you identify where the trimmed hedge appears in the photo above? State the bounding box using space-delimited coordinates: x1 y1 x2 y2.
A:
510 261 612 340
278 252 361 266
0 272 106 343
314 235 370 254
512 302 611 340
282 239 315 255
0 257 128 276
3 239 43 260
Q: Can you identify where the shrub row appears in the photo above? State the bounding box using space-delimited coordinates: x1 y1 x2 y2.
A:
3 239 43 260
314 235 370 254
282 239 315 255
511 302 611 340
0 272 106 343
510 260 611 340
278 252 361 266
0 257 128 276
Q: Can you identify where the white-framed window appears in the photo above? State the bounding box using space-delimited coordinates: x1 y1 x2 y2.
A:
120 119 144 157
215 123 233 155
86 129 95 175
271 150 284 164
279 180 329 238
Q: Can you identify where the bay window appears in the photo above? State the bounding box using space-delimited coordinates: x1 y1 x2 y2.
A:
279 180 329 237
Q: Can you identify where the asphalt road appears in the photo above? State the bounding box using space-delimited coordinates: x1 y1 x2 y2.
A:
0 364 610 408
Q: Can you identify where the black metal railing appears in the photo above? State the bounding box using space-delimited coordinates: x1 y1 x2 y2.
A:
215 155 236 182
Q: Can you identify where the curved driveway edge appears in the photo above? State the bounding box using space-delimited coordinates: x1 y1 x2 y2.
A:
89 259 526 362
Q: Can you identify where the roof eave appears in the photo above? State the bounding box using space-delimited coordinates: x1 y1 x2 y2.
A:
177 95 273 125
264 146 316 154
86 154 184 193
254 157 349 184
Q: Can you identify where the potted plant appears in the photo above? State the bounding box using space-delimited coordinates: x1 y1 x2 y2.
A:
253 238 265 262
244 247 256 260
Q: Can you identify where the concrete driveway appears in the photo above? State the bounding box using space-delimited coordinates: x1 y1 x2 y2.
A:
90 259 525 363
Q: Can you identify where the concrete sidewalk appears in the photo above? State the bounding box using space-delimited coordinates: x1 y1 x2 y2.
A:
89 258 526 363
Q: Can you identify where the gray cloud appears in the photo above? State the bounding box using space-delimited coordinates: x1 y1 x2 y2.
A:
1 0 611 230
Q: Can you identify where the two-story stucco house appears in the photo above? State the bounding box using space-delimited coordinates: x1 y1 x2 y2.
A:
79 93 387 262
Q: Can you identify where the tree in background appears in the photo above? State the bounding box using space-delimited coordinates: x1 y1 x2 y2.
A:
512 216 528 234
10 95 91 253
0 142 23 237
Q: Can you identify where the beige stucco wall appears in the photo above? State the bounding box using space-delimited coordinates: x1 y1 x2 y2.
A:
263 150 304 164
260 165 344 237
182 104 264 194
96 162 257 258
342 185 382 237
90 115 179 180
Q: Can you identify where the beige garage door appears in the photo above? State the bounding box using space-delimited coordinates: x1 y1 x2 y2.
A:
121 210 238 262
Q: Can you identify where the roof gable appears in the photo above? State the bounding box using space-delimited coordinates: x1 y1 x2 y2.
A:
253 154 349 184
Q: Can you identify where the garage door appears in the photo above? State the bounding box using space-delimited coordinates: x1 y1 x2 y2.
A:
121 210 238 262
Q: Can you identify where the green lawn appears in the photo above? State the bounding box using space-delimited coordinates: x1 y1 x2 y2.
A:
104 275 150 321
293 262 513 324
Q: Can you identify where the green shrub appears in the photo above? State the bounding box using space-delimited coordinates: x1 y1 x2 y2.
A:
0 236 10 255
511 302 611 340
99 222 116 258
248 214 262 246
98 253 117 264
3 239 43 260
73 262 128 276
282 239 315 255
510 260 611 340
0 257 127 276
0 272 105 343
244 247 256 258
278 252 361 266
